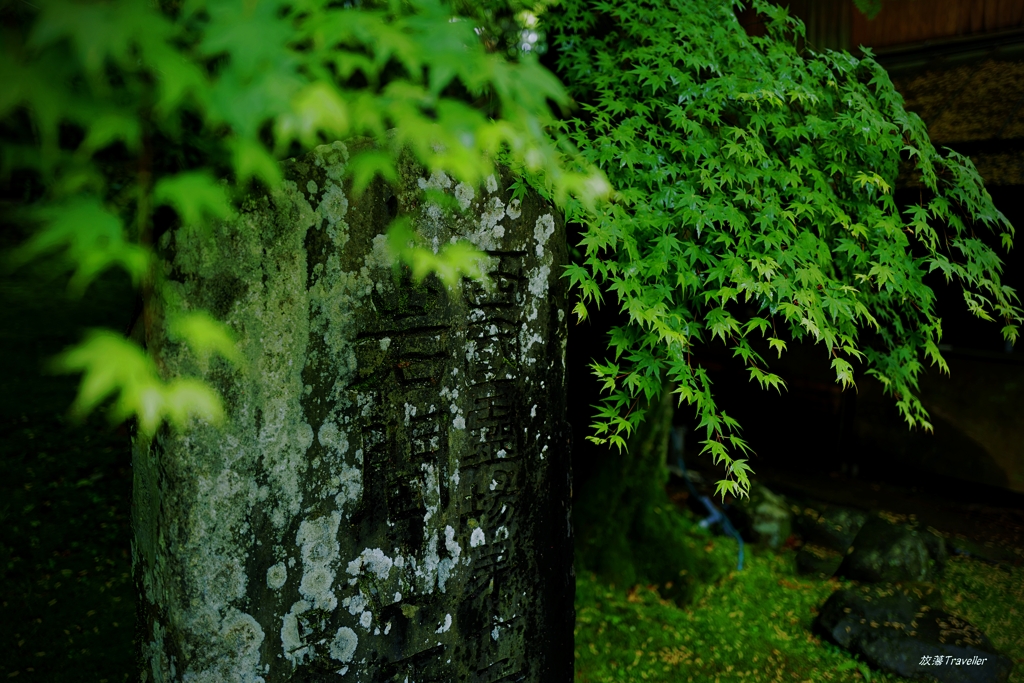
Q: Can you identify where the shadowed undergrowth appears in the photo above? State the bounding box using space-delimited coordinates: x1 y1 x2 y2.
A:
0 254 136 681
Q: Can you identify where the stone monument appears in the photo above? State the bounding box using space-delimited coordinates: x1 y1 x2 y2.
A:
131 139 573 682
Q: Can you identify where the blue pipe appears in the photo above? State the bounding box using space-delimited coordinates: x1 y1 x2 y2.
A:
670 426 744 571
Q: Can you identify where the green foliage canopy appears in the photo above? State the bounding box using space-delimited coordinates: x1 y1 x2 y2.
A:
2 0 1019 501
547 0 1021 498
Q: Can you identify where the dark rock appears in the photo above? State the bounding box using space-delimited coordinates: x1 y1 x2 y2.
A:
815 583 1013 683
817 581 945 641
840 517 948 583
793 503 868 553
795 543 844 578
923 526 949 572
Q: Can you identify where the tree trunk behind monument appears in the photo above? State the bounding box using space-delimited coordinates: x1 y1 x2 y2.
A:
131 140 573 682
571 376 730 606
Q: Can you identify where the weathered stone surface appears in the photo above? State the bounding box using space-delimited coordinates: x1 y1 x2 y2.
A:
132 140 573 682
815 583 1013 683
840 517 948 583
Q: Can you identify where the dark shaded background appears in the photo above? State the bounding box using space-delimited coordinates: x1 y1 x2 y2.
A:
0 229 136 681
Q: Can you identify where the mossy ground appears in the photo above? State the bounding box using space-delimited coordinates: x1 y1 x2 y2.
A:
573 516 1024 683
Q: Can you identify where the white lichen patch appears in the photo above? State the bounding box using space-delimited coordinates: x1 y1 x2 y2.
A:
365 234 392 271
418 170 453 191
342 592 367 616
329 627 358 663
297 422 314 452
505 198 522 220
346 548 394 581
281 600 312 666
206 551 247 603
177 608 265 682
437 555 455 594
444 525 462 564
420 464 440 527
267 562 287 590
436 614 452 634
318 421 348 456
454 182 475 210
417 530 441 592
356 394 374 419
412 517 462 594
485 174 499 193
520 323 545 365
528 263 551 298
478 197 507 248
220 609 265 660
296 512 342 611
470 528 486 548
427 525 463 593
534 213 555 256
313 140 350 182
524 214 556 302
332 464 362 512
299 566 334 604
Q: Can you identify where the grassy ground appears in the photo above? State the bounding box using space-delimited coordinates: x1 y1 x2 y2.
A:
573 513 1024 683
